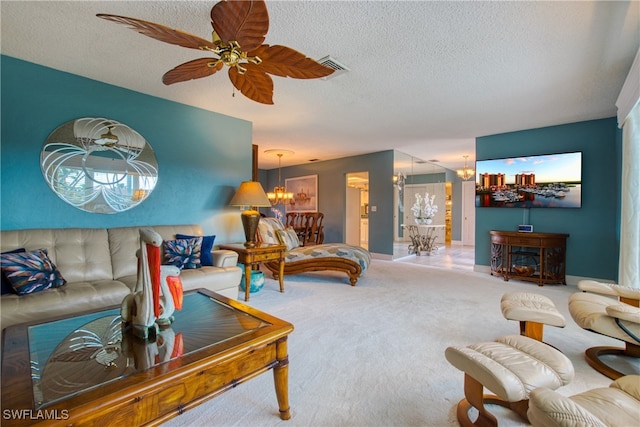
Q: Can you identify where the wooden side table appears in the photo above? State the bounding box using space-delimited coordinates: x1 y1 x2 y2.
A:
219 243 286 301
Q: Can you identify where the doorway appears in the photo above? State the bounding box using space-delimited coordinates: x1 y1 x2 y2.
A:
345 172 369 250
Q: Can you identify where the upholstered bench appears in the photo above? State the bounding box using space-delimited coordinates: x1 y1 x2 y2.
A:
445 334 574 426
500 292 566 342
257 217 371 285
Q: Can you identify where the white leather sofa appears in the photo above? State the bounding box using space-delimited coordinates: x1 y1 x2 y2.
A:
1 225 242 330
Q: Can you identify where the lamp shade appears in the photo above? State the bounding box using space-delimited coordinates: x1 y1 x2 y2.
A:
229 181 272 207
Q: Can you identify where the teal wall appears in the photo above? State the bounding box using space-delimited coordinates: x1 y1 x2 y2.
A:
4 56 619 272
475 118 622 281
1 56 252 242
261 151 395 256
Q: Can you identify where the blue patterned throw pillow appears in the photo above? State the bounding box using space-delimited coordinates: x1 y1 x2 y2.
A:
176 234 215 266
0 248 67 295
1 248 26 295
163 237 203 270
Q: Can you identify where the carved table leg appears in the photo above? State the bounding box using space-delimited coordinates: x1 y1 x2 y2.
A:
273 337 291 420
278 254 285 293
244 262 253 301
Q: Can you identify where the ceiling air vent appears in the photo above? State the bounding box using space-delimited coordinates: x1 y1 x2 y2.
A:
318 56 349 80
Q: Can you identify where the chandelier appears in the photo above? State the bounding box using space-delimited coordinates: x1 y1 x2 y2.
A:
457 155 475 181
264 150 294 205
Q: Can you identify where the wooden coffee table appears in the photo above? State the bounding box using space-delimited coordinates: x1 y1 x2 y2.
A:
219 242 286 301
1 289 293 426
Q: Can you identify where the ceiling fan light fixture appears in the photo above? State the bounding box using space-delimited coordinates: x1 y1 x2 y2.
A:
98 0 335 104
221 50 241 67
95 124 119 146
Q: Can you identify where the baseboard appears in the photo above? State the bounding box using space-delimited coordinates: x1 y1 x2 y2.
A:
474 264 491 274
371 252 393 260
472 265 611 288
565 275 615 286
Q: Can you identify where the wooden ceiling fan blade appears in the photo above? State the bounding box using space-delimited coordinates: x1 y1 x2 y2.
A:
97 14 217 51
162 58 224 85
249 45 335 79
228 65 273 104
210 0 268 52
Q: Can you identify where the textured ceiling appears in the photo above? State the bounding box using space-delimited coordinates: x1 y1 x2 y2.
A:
2 1 638 171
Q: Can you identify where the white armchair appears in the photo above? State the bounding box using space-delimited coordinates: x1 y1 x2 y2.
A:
568 280 640 379
527 375 640 427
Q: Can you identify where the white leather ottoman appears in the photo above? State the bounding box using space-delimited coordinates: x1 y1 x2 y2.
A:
445 335 574 426
501 292 566 342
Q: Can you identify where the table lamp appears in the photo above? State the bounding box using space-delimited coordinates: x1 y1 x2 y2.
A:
230 181 272 247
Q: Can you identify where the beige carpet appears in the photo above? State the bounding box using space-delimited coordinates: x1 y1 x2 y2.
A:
162 259 634 427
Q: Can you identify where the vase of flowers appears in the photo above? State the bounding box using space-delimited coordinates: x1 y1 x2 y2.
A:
411 192 438 225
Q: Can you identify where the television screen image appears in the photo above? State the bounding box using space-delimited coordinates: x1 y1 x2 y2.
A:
475 152 582 208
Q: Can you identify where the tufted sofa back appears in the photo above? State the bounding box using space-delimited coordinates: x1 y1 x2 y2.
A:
0 228 113 284
108 224 205 280
0 225 206 284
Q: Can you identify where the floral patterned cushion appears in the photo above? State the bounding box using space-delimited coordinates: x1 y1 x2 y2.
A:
286 244 372 275
0 248 67 295
163 237 203 270
176 233 215 266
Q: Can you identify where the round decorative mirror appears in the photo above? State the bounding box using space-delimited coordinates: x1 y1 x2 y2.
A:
41 117 158 214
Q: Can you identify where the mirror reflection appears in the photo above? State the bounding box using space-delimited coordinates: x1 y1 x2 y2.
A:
393 150 448 259
41 117 158 214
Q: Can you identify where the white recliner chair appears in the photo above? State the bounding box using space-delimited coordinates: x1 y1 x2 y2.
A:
527 375 640 427
568 280 640 379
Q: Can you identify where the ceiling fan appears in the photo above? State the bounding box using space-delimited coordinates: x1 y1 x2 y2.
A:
97 0 334 104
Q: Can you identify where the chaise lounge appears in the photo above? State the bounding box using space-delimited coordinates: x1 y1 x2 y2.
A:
257 217 371 285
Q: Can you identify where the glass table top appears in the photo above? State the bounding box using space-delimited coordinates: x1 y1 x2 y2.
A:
27 292 270 409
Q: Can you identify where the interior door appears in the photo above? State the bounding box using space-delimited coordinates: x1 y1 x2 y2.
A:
462 181 476 246
345 186 361 246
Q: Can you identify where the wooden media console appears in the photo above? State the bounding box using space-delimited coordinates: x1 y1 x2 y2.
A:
490 230 569 286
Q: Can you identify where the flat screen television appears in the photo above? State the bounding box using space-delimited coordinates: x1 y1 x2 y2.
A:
475 151 582 208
